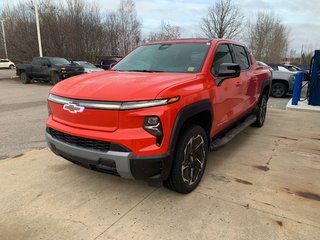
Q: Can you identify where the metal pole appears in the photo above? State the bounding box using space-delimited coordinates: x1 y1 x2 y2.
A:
34 0 43 57
0 20 8 59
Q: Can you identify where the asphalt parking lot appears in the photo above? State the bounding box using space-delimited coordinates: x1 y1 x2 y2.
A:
0 70 51 159
0 69 319 239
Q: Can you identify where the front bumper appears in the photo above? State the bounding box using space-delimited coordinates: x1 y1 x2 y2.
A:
46 132 170 180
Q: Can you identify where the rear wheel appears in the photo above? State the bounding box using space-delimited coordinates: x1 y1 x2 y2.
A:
51 72 60 85
271 82 287 98
20 72 30 84
165 125 208 194
9 65 14 69
252 94 268 127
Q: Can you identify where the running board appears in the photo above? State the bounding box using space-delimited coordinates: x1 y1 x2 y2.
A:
210 115 257 151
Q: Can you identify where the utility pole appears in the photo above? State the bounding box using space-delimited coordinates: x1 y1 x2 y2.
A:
0 20 8 59
34 0 43 57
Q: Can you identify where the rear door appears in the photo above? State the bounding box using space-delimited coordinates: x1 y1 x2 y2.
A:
232 44 257 108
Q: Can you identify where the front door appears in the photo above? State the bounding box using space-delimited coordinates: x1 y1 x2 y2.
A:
211 43 244 132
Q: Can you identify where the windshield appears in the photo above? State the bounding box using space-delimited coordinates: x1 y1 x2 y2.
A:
113 42 210 73
75 61 96 68
50 57 71 65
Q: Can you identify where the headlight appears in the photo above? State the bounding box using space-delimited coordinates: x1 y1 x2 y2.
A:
143 116 163 145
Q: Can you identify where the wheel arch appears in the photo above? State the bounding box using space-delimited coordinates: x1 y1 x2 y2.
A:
169 100 213 152
261 78 271 99
161 100 213 180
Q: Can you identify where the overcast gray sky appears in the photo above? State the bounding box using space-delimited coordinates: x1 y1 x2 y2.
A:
98 0 320 54
1 0 319 54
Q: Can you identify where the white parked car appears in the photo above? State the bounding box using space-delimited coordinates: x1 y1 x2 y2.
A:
73 61 104 73
0 59 15 69
257 62 296 98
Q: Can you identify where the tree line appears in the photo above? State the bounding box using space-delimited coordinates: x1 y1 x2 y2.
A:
0 0 307 64
0 0 141 63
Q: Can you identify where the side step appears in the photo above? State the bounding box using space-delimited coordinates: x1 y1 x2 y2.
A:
210 114 257 151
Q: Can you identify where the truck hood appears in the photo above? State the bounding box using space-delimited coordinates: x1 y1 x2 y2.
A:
51 71 197 101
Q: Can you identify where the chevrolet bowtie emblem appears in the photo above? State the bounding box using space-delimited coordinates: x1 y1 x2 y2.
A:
63 103 85 113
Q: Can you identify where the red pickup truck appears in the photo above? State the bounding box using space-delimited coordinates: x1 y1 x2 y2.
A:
46 39 272 193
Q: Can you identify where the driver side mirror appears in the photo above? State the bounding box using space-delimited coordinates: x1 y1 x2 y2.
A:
216 63 240 86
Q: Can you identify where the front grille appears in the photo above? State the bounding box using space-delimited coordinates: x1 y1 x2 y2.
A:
47 128 111 152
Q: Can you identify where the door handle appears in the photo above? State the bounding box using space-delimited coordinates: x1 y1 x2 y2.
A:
235 81 241 87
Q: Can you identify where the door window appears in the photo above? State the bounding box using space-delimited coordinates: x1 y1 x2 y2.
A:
233 45 250 70
211 44 234 75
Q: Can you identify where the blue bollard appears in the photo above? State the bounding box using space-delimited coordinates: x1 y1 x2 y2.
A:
292 71 304 105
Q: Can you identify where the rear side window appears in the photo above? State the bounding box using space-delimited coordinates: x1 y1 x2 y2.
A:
233 45 250 70
211 44 233 75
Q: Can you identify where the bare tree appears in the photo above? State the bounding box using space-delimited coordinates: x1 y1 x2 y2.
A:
246 12 289 63
201 0 244 39
147 21 181 41
103 0 141 56
116 0 141 56
0 0 141 62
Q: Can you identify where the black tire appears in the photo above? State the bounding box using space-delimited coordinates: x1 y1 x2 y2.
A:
20 72 30 84
165 125 208 194
271 82 287 98
51 72 60 85
252 94 268 128
9 65 15 69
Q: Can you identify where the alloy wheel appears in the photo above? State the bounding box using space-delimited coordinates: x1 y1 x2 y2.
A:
181 134 206 185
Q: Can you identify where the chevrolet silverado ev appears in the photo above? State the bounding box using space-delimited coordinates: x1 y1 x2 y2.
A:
46 39 272 193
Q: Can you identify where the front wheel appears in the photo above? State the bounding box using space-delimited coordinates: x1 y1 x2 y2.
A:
165 125 208 194
9 65 15 69
20 72 30 84
252 94 268 127
271 82 287 98
51 72 60 85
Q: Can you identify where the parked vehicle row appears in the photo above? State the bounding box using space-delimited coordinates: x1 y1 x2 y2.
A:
15 56 122 84
16 57 85 84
